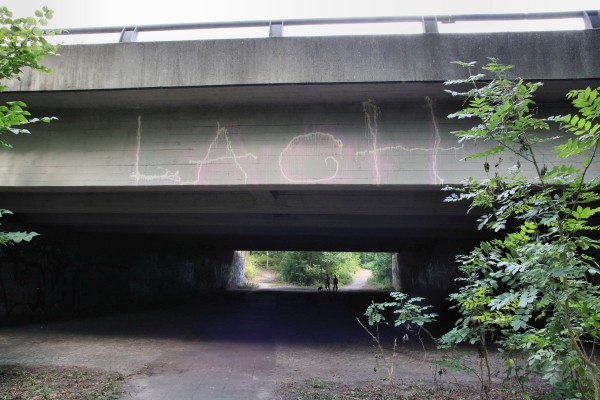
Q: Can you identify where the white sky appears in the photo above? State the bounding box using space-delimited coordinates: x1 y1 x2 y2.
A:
4 0 600 43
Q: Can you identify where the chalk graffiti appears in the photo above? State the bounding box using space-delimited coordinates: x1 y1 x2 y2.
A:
131 117 256 185
279 132 343 183
425 96 446 184
362 100 381 184
131 101 462 186
130 115 182 185
356 98 463 184
188 123 257 184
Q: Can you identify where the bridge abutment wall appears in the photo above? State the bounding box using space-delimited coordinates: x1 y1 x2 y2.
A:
0 229 243 325
393 239 478 307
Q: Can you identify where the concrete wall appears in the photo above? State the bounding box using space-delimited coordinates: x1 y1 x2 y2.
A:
1 31 597 188
394 240 477 306
4 30 600 91
0 229 243 325
0 101 585 187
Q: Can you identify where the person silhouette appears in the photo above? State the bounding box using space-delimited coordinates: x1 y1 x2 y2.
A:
324 273 331 290
333 275 338 291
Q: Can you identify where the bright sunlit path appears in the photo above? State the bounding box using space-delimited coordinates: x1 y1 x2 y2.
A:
244 251 390 291
1 0 598 44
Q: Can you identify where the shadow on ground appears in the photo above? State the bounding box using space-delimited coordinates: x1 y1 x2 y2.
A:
3 290 410 343
0 289 469 400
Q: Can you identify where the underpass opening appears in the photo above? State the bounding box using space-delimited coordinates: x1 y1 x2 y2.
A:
232 248 467 345
0 220 479 360
227 231 484 343
241 251 393 292
237 246 469 323
0 183 490 333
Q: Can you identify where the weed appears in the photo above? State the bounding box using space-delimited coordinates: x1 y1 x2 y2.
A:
310 378 324 389
0 365 125 400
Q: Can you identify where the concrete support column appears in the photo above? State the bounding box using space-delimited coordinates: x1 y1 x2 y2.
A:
394 241 462 306
230 251 246 288
0 230 241 325
392 248 428 295
391 253 401 291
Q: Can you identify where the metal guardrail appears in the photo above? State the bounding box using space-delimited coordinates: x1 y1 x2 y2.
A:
47 10 599 43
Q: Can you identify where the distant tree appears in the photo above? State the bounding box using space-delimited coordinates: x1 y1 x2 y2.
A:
279 251 321 286
278 251 359 286
248 251 284 270
0 6 59 245
361 252 392 288
323 252 360 284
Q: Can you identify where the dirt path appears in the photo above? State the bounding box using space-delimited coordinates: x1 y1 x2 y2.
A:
253 268 374 291
254 269 307 290
341 268 373 290
255 268 278 289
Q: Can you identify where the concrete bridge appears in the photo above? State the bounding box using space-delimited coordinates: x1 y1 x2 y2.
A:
0 23 598 321
2 27 599 247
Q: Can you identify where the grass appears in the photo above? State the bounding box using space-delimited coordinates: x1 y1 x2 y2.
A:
244 258 259 281
366 275 394 290
276 380 551 400
0 365 125 400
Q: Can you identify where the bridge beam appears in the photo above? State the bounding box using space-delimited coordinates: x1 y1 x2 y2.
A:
4 30 599 94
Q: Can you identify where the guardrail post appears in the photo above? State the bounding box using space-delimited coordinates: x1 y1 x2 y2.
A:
269 21 283 37
422 16 439 33
583 10 600 29
119 27 139 42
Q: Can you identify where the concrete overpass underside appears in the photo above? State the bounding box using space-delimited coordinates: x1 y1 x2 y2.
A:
0 185 481 251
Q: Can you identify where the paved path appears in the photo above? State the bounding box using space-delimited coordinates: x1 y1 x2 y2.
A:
0 291 477 400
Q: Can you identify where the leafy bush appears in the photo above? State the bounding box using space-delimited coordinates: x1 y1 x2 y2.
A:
0 6 59 246
247 251 285 271
365 60 600 400
277 251 360 286
244 255 258 281
362 253 393 289
440 60 600 399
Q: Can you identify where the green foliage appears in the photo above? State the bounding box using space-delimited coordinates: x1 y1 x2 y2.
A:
0 7 58 246
0 6 59 150
365 292 438 329
278 251 360 286
278 251 324 286
441 59 600 399
0 6 58 79
362 252 393 289
0 209 38 245
244 253 258 281
246 251 363 287
247 250 284 270
360 293 437 385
